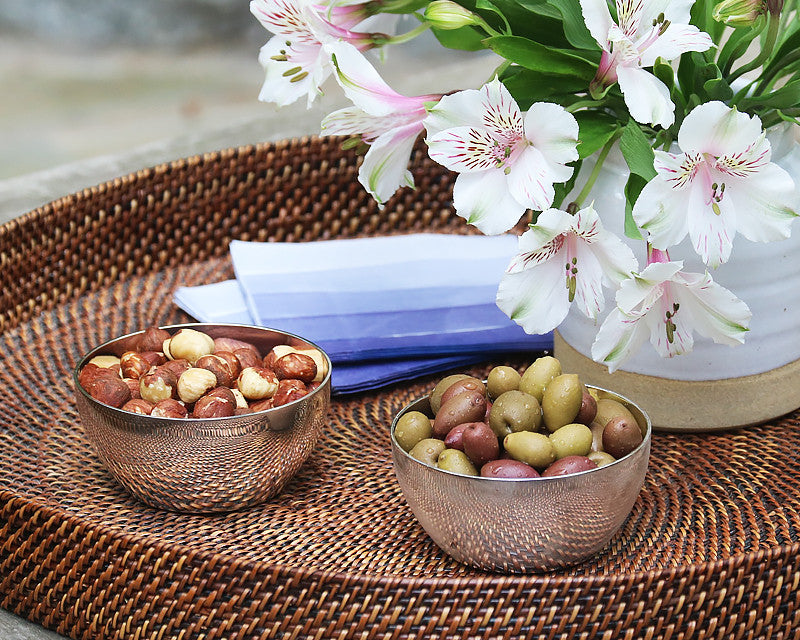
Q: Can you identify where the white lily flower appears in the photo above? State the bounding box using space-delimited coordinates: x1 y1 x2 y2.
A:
321 41 441 204
250 0 377 107
580 0 713 128
591 255 752 372
496 205 638 335
423 78 579 235
633 101 798 268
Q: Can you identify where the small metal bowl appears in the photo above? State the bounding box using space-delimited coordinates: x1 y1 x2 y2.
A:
73 323 331 513
390 385 651 573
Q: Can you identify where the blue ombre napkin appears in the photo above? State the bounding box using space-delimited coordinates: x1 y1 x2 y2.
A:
173 234 553 393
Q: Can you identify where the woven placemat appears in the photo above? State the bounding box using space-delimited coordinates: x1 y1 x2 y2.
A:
1 137 799 639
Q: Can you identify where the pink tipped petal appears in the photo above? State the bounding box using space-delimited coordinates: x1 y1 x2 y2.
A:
676 272 751 345
251 0 315 39
686 181 736 268
633 176 691 249
505 211 572 274
678 102 763 156
615 261 682 314
639 23 713 66
571 244 607 320
506 145 556 212
591 308 650 373
321 106 379 138
727 165 799 242
615 0 646 36
616 66 675 128
424 88 487 137
426 126 509 174
452 170 527 235
358 122 422 205
479 78 524 143
257 38 325 107
579 0 615 46
524 103 580 166
497 259 570 335
645 291 694 358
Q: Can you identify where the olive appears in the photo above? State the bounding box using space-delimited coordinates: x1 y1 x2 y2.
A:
437 448 478 476
481 459 540 479
549 423 593 460
541 373 583 433
574 391 598 425
588 451 616 467
542 455 597 477
429 374 471 414
519 356 561 402
443 423 470 451
594 397 637 429
589 420 605 452
433 390 487 438
488 390 542 438
462 422 500 467
439 377 486 407
486 366 521 400
503 431 556 469
408 438 446 466
602 415 643 458
394 410 433 452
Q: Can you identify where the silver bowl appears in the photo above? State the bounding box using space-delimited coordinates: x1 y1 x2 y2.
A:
73 323 331 513
390 385 651 573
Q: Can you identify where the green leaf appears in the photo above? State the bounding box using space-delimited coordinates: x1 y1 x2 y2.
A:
652 58 674 92
619 120 656 180
462 0 570 47
623 174 646 241
717 24 763 76
553 159 583 210
575 112 620 159
500 67 589 109
741 79 800 110
485 35 597 79
431 25 488 51
475 0 511 32
703 77 734 101
544 0 598 50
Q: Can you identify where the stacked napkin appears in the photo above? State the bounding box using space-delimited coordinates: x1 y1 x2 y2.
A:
173 234 552 393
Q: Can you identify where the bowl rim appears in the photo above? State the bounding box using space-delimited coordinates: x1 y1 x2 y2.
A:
390 383 652 483
73 321 332 422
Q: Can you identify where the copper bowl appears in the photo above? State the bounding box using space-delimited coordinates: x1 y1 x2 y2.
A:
73 323 331 513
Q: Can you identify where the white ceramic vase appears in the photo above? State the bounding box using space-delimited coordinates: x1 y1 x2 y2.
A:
555 125 800 431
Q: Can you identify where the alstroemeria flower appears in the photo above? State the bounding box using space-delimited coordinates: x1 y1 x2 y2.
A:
591 256 752 372
321 41 441 204
633 102 798 268
423 78 579 235
496 205 638 335
250 0 378 107
580 0 713 128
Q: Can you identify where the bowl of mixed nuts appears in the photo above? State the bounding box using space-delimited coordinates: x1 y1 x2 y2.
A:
73 323 331 513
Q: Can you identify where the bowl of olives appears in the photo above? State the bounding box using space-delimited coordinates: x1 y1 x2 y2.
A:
390 356 651 573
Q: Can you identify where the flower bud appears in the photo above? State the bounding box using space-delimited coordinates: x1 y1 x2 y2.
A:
423 0 479 29
712 0 769 26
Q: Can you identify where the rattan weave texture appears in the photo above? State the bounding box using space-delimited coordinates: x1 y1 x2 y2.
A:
1 136 799 639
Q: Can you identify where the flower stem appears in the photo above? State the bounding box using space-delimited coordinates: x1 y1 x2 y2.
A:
380 22 431 45
571 133 620 208
565 100 605 113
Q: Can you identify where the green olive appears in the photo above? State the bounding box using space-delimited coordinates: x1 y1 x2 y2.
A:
519 356 562 402
594 397 638 429
394 410 433 452
429 374 471 414
437 448 478 476
408 438 446 466
541 373 583 433
549 423 593 459
486 366 521 400
488 390 542 438
588 451 616 467
503 431 556 469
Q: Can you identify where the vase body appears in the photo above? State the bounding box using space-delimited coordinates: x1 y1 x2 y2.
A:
555 127 800 431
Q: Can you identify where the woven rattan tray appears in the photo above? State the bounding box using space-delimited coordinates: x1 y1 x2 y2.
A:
2 136 799 640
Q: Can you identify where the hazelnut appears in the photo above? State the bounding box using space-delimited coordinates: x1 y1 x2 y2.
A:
139 367 178 403
234 348 261 370
230 388 249 409
88 354 121 370
167 329 215 365
120 351 154 379
265 346 327 382
86 376 131 408
177 367 218 404
122 377 141 399
138 326 171 353
122 399 154 415
192 387 237 418
151 398 189 419
237 366 279 400
213 337 259 358
273 379 308 407
273 353 317 383
248 398 274 412
78 363 119 388
195 353 238 387
159 358 191 378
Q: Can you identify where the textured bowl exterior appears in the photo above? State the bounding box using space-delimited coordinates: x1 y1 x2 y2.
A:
74 323 331 513
391 386 651 573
